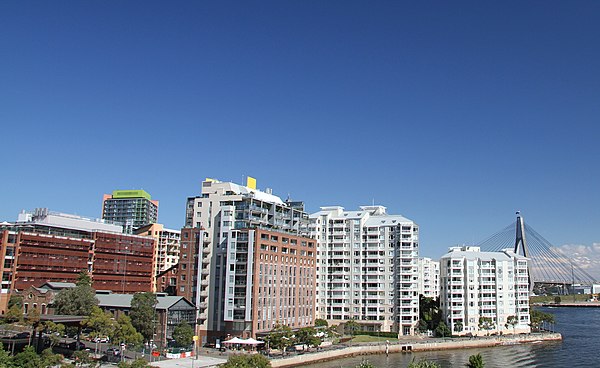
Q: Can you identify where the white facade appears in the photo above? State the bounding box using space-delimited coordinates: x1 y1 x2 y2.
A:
417 257 440 299
440 246 531 336
309 205 420 336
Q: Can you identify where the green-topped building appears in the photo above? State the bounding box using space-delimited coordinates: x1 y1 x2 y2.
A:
102 189 159 233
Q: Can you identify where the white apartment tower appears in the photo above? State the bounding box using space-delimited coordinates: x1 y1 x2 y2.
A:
417 257 440 299
440 246 531 336
309 206 420 336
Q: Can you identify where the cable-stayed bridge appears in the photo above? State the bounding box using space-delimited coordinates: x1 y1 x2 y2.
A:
478 213 597 292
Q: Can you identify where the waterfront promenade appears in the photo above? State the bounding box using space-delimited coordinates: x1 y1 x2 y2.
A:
269 333 562 368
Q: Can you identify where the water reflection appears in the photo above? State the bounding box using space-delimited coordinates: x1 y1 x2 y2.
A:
306 307 600 368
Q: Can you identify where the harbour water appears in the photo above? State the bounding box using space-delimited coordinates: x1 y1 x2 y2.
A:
305 307 600 367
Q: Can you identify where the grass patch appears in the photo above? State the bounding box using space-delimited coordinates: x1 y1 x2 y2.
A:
350 335 392 343
531 294 593 304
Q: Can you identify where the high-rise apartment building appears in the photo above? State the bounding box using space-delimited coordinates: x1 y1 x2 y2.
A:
439 246 531 336
102 190 159 233
309 206 420 336
417 257 440 299
0 209 155 314
134 223 181 291
183 178 315 342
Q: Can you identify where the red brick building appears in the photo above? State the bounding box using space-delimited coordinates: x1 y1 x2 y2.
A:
0 210 156 314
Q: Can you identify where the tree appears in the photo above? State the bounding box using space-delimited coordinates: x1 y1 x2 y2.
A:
76 271 92 287
295 327 321 350
113 314 143 347
417 319 429 334
419 296 442 332
220 354 271 368
13 346 42 368
25 307 41 346
53 280 98 316
434 321 451 337
73 350 97 368
453 321 464 334
42 321 65 348
172 321 194 348
264 323 293 355
314 319 328 328
5 304 23 323
129 293 157 342
530 309 555 332
478 317 494 336
117 359 153 368
344 319 360 336
466 353 484 368
85 306 115 339
0 343 14 367
407 358 441 368
505 315 518 335
355 360 376 368
554 296 561 304
5 296 23 323
84 306 115 353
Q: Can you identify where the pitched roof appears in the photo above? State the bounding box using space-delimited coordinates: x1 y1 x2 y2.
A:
95 292 194 310
39 282 77 290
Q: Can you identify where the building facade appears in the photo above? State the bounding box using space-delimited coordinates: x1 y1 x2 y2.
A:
417 257 440 299
134 224 181 291
226 228 316 337
102 190 159 233
183 178 314 342
309 206 420 336
0 209 155 314
439 246 531 336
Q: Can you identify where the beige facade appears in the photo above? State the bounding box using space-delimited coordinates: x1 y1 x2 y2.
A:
134 223 181 292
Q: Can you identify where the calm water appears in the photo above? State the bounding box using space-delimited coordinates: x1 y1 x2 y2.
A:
306 307 600 368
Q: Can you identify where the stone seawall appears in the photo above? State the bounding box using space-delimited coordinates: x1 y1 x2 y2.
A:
270 333 562 368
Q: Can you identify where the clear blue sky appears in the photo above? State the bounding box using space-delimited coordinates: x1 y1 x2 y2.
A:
2 1 599 258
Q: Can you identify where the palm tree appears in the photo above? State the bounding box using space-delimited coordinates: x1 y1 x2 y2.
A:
466 353 484 368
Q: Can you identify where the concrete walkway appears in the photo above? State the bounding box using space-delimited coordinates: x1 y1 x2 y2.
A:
150 355 227 368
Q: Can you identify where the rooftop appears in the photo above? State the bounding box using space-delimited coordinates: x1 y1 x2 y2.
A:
96 292 194 310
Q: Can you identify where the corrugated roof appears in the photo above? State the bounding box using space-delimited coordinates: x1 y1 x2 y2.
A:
96 293 193 310
40 282 77 290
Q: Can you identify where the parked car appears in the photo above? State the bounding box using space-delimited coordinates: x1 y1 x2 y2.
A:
94 336 110 343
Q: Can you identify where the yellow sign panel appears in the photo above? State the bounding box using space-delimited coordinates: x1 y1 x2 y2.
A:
193 336 199 341
246 176 257 189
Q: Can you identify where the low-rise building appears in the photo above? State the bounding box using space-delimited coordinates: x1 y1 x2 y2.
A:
95 291 196 348
14 282 76 315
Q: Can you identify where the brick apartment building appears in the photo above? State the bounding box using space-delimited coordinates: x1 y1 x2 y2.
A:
182 178 316 342
0 209 155 314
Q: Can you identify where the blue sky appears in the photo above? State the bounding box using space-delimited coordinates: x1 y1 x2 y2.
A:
1 1 599 259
